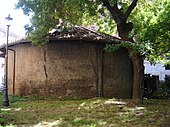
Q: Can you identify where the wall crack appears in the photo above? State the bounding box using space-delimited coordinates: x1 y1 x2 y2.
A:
43 46 48 79
44 65 48 79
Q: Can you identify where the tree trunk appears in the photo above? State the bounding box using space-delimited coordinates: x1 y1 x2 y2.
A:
117 21 144 104
117 22 133 41
101 0 143 104
128 49 144 104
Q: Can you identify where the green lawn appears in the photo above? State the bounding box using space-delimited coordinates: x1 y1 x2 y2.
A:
0 93 170 127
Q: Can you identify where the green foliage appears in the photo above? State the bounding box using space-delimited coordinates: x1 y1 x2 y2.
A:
144 2 170 63
15 0 137 43
0 104 5 126
0 93 28 104
152 78 170 99
16 0 102 45
9 95 28 103
104 0 170 63
0 117 5 126
16 0 170 62
105 41 147 57
130 0 170 63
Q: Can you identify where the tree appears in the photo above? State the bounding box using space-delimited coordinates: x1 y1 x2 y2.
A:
129 0 170 64
142 1 170 64
16 0 144 104
100 0 143 104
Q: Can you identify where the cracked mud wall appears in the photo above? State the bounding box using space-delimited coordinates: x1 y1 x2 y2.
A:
103 48 133 98
7 41 133 98
8 41 97 98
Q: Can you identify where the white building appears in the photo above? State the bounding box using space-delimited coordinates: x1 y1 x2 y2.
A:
0 26 21 45
144 60 170 81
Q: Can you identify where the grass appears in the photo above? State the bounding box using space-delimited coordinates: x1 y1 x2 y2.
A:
0 93 170 127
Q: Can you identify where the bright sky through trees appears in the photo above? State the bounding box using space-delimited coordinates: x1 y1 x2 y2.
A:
0 0 30 83
0 0 29 37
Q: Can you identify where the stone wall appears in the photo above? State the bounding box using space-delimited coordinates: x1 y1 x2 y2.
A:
7 40 133 98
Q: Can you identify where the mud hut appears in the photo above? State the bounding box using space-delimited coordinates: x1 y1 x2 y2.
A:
0 26 133 98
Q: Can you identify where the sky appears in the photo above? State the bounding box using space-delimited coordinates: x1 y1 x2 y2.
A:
0 0 30 37
0 0 30 83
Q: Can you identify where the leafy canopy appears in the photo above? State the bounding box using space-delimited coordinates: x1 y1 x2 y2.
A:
16 0 136 44
16 0 100 44
16 0 170 63
130 0 170 63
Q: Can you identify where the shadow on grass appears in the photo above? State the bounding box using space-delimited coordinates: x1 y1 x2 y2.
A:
0 93 170 127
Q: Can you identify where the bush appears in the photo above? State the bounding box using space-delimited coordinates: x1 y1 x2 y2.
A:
152 78 170 99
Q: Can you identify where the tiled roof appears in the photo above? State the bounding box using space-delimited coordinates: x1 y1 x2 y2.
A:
0 26 123 52
0 38 30 50
47 26 121 43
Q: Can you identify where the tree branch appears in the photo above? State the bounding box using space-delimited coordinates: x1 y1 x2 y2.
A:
124 0 138 20
101 0 123 23
101 0 113 14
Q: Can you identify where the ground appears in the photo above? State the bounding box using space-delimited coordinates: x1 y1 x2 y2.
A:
0 94 170 127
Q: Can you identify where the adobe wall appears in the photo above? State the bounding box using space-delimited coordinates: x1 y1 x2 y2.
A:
7 41 133 98
8 41 97 98
103 49 133 98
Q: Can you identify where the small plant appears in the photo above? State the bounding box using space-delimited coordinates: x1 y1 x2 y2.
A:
0 124 14 127
0 118 5 126
0 109 5 126
152 77 170 99
9 96 28 103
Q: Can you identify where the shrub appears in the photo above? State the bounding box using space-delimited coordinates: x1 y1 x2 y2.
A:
152 78 170 99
